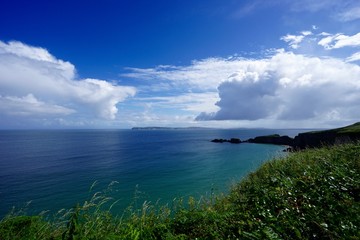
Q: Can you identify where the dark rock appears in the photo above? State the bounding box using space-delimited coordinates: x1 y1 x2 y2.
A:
211 122 360 150
247 134 294 146
293 127 360 149
282 147 294 152
229 138 241 144
211 138 242 144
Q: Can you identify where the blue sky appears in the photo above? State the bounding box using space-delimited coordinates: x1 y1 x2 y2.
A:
0 0 360 129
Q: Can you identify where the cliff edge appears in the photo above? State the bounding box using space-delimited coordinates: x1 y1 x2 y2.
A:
211 122 360 150
293 122 360 149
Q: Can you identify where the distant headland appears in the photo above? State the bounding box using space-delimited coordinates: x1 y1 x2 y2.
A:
211 122 360 150
132 127 212 130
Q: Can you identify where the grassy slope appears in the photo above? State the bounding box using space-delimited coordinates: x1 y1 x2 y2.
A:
1 143 359 239
308 122 360 135
337 122 360 134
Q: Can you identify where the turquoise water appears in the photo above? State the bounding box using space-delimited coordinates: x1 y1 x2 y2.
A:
0 129 304 217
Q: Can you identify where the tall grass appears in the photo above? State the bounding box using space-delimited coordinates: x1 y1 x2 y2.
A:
1 143 359 239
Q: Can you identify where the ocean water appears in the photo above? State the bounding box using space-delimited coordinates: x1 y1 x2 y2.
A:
0 128 305 217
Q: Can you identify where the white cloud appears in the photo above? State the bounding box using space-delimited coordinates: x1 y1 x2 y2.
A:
0 41 75 80
0 94 75 116
197 71 278 120
281 35 305 49
301 31 312 36
319 32 331 36
121 48 359 127
124 44 360 126
280 30 360 66
280 31 312 49
4 31 356 128
193 51 360 123
318 32 360 49
135 92 220 113
0 40 136 125
123 57 266 91
71 78 136 119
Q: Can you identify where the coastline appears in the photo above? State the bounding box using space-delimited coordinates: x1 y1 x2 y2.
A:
211 122 360 150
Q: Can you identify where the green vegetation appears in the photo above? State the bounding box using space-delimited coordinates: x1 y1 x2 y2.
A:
337 122 360 134
1 143 359 239
308 122 360 134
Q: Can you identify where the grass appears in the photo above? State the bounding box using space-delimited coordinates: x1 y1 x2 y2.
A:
307 122 360 135
338 122 360 134
1 143 359 239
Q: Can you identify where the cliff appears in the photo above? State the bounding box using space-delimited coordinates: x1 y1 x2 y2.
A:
293 122 360 149
211 122 360 150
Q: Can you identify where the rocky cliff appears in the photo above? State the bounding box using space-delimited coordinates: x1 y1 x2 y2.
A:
293 122 360 149
211 122 360 150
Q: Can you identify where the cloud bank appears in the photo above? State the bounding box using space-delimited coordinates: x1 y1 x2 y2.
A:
0 41 136 127
195 51 360 123
123 56 267 91
124 46 360 126
2 28 360 128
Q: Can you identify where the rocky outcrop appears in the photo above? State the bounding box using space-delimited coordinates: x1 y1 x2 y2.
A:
229 138 241 144
211 122 360 150
293 131 335 149
211 138 241 144
293 123 360 149
247 134 294 146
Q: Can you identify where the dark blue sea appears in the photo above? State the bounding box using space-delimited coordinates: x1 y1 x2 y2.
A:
0 128 306 218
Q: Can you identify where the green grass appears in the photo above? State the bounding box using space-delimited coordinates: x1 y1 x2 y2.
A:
1 143 359 239
338 122 360 134
307 122 360 135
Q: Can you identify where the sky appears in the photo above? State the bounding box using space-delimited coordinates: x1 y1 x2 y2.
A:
0 0 360 129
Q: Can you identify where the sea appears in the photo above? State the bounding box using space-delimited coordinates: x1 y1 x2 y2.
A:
0 128 308 218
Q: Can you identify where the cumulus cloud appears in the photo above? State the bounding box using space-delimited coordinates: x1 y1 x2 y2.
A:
0 40 136 125
0 94 75 116
193 51 360 123
123 57 267 121
70 78 136 119
196 71 278 120
124 44 360 126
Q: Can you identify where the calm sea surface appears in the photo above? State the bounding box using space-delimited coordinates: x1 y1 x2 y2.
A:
0 129 306 217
